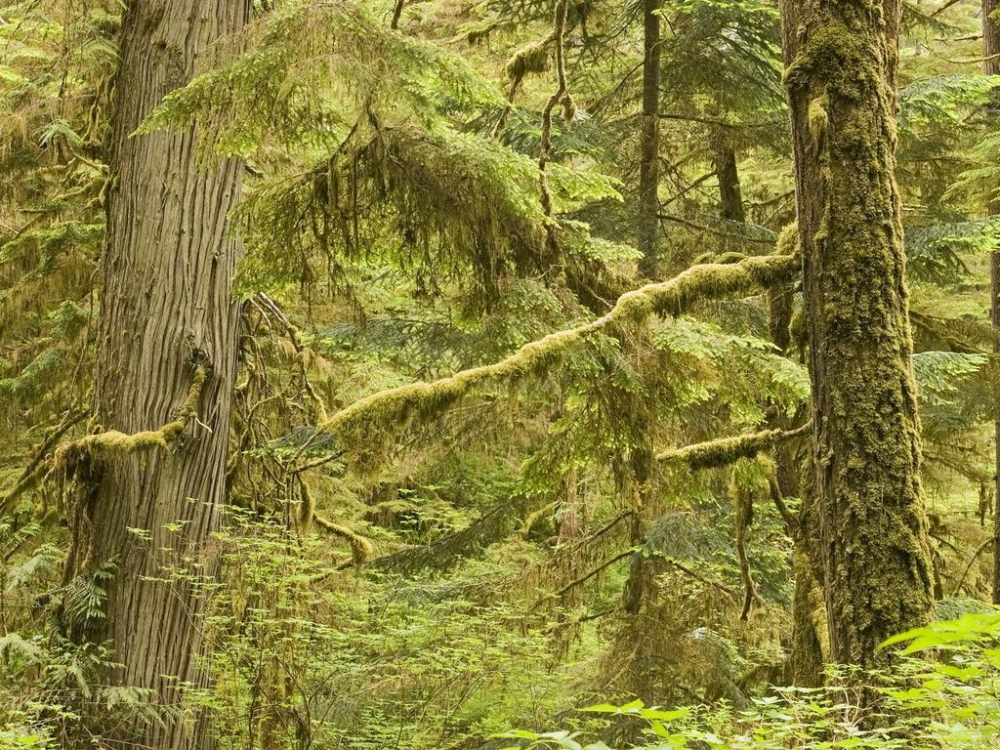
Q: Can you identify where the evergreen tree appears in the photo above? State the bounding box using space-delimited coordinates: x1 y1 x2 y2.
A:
62 2 248 748
782 0 934 668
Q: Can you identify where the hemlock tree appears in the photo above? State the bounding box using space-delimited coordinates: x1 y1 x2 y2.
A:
637 0 662 272
60 1 248 747
986 0 1000 607
781 0 934 667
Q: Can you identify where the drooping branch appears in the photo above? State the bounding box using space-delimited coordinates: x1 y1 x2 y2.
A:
307 254 798 470
656 423 811 470
0 407 88 515
312 513 374 566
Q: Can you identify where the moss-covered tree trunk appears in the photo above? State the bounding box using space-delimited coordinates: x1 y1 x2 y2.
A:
780 0 934 668
71 2 248 747
638 0 662 273
984 0 1000 606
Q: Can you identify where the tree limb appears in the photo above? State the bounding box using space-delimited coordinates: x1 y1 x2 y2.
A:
307 254 799 470
657 422 811 469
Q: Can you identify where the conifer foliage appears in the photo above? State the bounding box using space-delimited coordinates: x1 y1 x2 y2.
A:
1 0 1000 749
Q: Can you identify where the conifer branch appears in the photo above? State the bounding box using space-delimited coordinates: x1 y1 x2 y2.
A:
656 422 811 469
307 254 798 471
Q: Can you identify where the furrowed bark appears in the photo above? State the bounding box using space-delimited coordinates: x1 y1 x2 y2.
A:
70 2 249 747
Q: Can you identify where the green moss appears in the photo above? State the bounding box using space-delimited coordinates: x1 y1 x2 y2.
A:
313 513 373 565
504 35 552 80
784 0 934 672
317 254 799 474
657 424 810 469
52 367 206 478
808 92 829 147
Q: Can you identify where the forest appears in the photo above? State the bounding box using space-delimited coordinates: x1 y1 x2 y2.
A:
4 0 1000 748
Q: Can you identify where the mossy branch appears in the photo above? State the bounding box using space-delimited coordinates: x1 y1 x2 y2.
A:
656 422 811 470
53 367 207 478
312 254 798 470
312 513 373 566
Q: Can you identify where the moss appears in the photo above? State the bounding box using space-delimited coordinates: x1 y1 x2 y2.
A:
775 222 798 257
783 0 934 672
317 254 799 473
52 367 206 478
783 22 880 98
657 424 810 469
504 36 553 80
808 93 828 147
312 513 373 566
298 479 315 535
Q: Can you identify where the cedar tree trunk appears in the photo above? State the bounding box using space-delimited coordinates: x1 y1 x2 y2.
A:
70 2 248 747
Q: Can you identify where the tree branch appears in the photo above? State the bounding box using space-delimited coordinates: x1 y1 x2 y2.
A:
307 254 799 471
657 422 811 469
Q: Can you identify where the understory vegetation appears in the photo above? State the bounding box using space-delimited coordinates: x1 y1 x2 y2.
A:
3 0 1000 748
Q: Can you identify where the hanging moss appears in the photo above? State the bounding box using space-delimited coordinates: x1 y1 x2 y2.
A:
313 513 373 566
504 35 553 80
314 253 798 474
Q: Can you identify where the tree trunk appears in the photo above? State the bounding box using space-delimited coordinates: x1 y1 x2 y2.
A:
780 0 934 668
984 0 1000 607
714 137 746 224
637 0 662 274
70 2 248 748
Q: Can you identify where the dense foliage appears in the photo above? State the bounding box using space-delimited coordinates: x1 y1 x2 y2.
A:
2 0 1000 748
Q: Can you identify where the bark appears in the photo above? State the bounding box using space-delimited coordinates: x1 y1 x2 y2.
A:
781 0 934 669
69 2 248 748
623 438 655 615
984 0 1000 606
714 137 746 224
637 0 662 274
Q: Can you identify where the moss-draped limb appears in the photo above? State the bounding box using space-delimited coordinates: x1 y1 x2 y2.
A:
656 423 810 469
53 367 206 478
312 253 798 470
312 513 373 566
